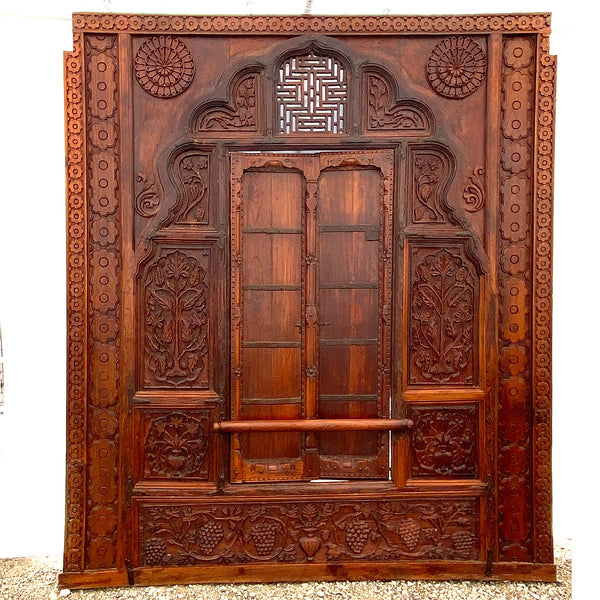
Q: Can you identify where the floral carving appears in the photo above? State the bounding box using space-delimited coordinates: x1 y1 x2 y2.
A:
145 413 208 478
411 408 477 478
135 36 195 98
410 248 476 384
144 251 208 387
164 154 209 226
365 72 431 134
139 500 478 566
413 154 444 222
427 37 486 99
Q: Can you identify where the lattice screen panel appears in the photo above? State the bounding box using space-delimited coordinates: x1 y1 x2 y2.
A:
277 53 347 134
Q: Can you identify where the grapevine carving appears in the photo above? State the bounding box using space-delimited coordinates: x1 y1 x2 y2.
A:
139 500 478 566
410 248 476 385
144 251 208 387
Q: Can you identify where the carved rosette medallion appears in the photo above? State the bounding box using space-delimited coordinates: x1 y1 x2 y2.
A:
145 413 208 478
135 36 195 98
427 37 486 99
144 251 209 387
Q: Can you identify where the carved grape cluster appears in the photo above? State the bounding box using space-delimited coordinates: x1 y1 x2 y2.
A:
196 521 224 554
145 538 167 565
250 522 277 556
344 520 371 554
451 530 476 558
396 518 420 551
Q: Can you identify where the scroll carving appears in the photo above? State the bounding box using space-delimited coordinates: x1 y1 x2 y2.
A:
135 174 160 217
463 167 485 212
192 71 259 133
409 247 476 385
144 412 209 479
143 250 209 388
410 407 477 478
365 71 432 135
139 500 479 566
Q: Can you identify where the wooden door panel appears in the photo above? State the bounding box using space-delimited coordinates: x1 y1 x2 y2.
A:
63 15 556 587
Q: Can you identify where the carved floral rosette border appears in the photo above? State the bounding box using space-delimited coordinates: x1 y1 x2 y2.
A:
84 34 121 571
72 13 550 35
532 33 555 565
64 32 87 574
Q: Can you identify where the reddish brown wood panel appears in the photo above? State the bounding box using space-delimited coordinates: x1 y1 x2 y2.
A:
62 13 556 589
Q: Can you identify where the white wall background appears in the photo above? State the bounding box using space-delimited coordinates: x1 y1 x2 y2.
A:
0 0 596 596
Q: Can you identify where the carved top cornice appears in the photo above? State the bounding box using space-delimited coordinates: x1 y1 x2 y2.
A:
72 13 551 35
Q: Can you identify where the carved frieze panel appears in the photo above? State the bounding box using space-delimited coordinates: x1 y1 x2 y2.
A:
408 245 478 386
140 248 211 389
137 499 480 566
409 406 478 479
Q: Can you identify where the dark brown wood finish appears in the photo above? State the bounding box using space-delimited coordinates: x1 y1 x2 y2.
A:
62 13 556 588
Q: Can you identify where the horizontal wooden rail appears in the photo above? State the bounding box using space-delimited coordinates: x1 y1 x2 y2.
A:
213 418 414 433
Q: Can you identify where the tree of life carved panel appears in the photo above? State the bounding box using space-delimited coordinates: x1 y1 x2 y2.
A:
409 247 477 386
143 250 209 388
277 53 347 134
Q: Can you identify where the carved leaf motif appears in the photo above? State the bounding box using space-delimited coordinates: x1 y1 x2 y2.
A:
410 249 475 384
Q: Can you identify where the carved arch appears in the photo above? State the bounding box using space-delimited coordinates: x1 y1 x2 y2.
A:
190 66 264 135
362 66 434 135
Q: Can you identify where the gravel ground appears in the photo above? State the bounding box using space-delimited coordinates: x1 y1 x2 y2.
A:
0 539 571 600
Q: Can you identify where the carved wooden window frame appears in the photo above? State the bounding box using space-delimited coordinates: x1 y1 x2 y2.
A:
62 13 556 588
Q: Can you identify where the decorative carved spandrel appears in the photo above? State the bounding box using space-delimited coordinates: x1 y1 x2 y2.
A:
409 247 477 386
364 70 432 135
463 167 485 212
410 407 478 478
142 249 209 388
138 499 479 566
135 174 160 218
192 71 260 133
